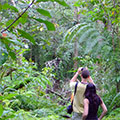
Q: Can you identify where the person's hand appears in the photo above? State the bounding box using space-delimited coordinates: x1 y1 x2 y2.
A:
77 67 83 74
98 118 101 120
85 67 88 70
88 76 93 83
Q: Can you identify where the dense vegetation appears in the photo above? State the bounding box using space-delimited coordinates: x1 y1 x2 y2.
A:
0 0 120 119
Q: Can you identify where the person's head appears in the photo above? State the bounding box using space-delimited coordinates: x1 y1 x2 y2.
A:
84 83 102 109
84 83 96 97
81 69 90 79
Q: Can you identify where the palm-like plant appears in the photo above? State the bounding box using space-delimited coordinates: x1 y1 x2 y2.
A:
64 22 105 54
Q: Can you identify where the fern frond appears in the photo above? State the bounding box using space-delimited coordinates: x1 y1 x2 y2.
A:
64 23 87 42
109 92 120 110
78 28 98 44
64 22 105 54
70 24 92 42
85 36 104 54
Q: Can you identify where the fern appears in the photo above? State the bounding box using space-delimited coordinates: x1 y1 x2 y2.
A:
109 92 120 110
64 22 105 54
64 23 87 42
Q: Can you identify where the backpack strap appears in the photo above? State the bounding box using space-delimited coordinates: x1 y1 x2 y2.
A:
74 81 78 95
71 82 78 105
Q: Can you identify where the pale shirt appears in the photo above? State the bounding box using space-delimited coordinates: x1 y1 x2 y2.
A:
70 81 87 114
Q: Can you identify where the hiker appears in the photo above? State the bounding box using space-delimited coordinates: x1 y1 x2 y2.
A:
82 83 107 120
70 67 94 120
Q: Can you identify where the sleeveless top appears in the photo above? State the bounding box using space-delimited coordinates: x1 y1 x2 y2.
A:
86 96 102 120
70 81 87 113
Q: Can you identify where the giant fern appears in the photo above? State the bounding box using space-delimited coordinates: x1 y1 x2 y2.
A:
64 22 105 54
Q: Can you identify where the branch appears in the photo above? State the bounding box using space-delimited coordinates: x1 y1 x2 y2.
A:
4 68 17 77
46 88 68 101
1 0 35 33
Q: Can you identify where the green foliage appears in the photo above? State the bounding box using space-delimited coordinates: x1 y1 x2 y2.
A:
0 56 66 119
33 18 55 31
103 108 120 120
17 29 36 44
36 0 69 7
0 42 8 65
0 0 120 119
36 8 52 18
2 3 19 12
64 22 104 54
0 104 3 117
0 0 68 63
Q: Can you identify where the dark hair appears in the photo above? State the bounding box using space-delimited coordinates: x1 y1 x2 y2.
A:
84 83 102 110
81 69 90 78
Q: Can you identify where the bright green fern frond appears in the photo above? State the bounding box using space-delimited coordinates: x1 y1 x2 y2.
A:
64 23 87 42
85 36 104 54
64 22 104 53
78 28 98 44
70 24 92 42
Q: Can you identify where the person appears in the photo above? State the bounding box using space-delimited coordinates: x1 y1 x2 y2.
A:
82 83 107 120
70 67 94 120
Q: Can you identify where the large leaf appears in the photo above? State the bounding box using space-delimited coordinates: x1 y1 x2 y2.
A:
8 51 16 60
33 18 55 31
17 29 36 44
36 0 49 2
0 104 3 117
0 49 8 66
64 22 104 54
36 0 69 7
54 0 69 7
36 8 52 18
2 3 18 12
0 42 8 66
0 36 17 61
4 43 16 60
64 23 87 42
18 13 28 25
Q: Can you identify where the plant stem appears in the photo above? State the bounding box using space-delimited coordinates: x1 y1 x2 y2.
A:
1 0 35 33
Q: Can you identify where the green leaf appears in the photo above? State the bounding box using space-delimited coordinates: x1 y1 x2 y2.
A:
17 29 36 44
54 0 69 7
0 51 8 66
36 0 69 7
8 39 24 47
8 5 19 12
8 51 16 60
0 42 8 66
36 8 52 18
117 76 120 82
33 18 55 31
19 13 28 25
4 93 18 100
0 104 3 117
0 4 2 11
2 3 18 12
36 0 49 2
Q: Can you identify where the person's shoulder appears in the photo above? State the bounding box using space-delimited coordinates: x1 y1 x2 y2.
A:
78 82 87 87
70 81 78 89
84 98 89 104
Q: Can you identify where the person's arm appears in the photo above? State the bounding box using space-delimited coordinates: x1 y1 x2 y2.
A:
70 67 83 82
82 98 89 120
70 72 79 82
98 99 107 120
87 76 95 84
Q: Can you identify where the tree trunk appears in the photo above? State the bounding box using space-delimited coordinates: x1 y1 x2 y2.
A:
74 40 78 70
73 7 80 70
116 81 120 92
